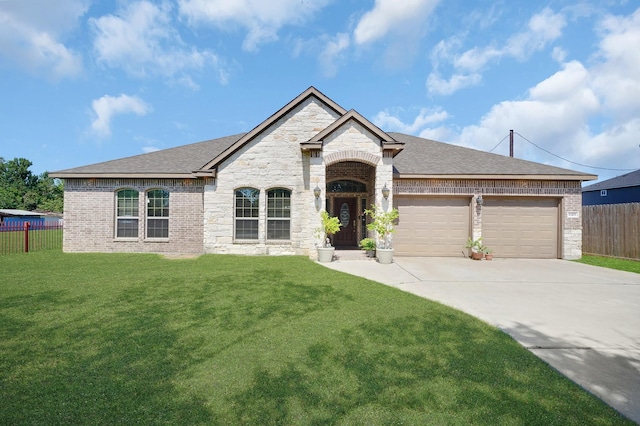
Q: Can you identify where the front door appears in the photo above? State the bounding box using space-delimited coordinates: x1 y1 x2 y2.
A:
333 197 357 247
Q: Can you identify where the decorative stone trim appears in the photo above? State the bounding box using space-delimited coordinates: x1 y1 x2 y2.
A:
65 178 212 189
395 179 581 196
324 150 380 166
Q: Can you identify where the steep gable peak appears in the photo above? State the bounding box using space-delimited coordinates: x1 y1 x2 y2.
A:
302 109 404 156
199 86 347 171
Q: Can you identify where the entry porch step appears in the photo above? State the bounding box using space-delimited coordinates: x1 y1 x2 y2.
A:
333 249 376 261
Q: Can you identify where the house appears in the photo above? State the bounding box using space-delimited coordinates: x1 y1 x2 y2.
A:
50 87 596 259
582 169 640 206
0 209 46 228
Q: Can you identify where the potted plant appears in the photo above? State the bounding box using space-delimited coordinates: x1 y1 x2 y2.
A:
364 204 399 264
483 246 493 260
315 210 342 262
465 236 484 260
359 237 376 257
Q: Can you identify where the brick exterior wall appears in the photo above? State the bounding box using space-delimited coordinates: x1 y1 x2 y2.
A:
394 178 584 259
63 178 205 254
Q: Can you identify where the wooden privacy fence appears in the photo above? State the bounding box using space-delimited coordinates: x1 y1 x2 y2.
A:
582 203 640 260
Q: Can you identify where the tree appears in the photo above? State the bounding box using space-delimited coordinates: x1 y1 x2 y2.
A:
0 157 64 212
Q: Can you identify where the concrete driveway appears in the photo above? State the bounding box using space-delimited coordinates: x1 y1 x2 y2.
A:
322 257 640 423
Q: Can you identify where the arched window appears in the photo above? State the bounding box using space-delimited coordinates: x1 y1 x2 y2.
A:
267 188 291 240
328 180 367 193
235 187 259 240
115 189 139 238
147 189 169 238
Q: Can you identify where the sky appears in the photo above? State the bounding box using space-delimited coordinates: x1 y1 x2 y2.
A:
1 0 639 184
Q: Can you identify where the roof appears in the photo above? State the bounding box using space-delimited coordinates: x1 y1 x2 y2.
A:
0 209 44 217
582 169 640 191
50 133 245 179
49 87 596 182
390 133 596 179
50 131 596 181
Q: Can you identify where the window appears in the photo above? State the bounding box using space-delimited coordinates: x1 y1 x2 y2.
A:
600 189 608 197
147 189 169 238
328 180 367 193
267 189 291 240
116 189 139 238
235 188 259 240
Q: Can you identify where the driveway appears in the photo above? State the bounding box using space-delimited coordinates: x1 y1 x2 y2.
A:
322 257 640 423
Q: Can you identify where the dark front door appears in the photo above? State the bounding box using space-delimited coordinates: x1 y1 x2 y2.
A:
333 197 357 247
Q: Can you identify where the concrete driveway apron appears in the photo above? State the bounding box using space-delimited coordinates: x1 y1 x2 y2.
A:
322 257 640 423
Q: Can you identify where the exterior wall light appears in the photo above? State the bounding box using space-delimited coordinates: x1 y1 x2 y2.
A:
476 195 484 206
382 183 390 200
314 185 321 200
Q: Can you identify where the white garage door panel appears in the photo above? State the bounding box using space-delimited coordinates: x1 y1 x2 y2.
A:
395 197 471 256
483 198 558 259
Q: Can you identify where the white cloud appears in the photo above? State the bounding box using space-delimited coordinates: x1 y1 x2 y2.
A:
91 94 152 138
385 7 640 174
426 72 482 96
318 33 350 77
429 7 567 96
456 8 566 72
91 1 227 86
178 0 332 51
457 61 599 161
374 107 449 134
353 0 440 45
0 0 87 78
505 7 566 59
591 8 640 122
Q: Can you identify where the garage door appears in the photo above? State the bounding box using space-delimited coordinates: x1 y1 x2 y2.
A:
394 197 471 256
482 198 559 259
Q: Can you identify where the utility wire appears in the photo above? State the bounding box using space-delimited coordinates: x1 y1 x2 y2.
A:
514 131 636 172
488 133 509 153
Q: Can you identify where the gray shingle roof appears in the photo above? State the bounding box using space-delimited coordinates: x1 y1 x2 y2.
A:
50 130 595 181
390 133 594 178
50 133 245 177
582 169 640 191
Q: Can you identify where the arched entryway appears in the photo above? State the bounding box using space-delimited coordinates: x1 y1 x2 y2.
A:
325 161 376 247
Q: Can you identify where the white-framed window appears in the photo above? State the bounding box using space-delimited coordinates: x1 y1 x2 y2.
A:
235 187 259 240
146 189 169 238
600 189 608 197
267 188 291 240
115 189 139 238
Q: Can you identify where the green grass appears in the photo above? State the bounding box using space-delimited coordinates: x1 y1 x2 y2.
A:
1 252 632 425
0 228 63 254
576 255 640 274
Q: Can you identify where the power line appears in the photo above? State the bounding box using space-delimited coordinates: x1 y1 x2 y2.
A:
513 131 636 172
488 133 509 153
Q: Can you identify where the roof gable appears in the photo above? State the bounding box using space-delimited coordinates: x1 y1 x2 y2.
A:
301 109 404 155
199 86 347 172
582 169 640 191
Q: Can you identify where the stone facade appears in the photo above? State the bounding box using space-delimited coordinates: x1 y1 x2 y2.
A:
204 97 340 255
202 99 392 256
63 178 205 254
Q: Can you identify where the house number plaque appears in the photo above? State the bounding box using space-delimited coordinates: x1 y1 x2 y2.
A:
340 203 350 227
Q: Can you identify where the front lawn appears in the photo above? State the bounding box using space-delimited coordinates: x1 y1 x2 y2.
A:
576 255 640 274
1 252 631 425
